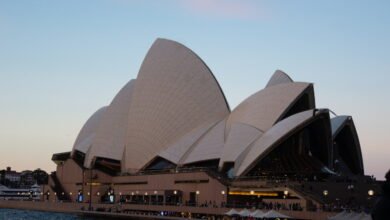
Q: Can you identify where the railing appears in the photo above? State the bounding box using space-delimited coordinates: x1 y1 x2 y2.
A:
120 167 231 186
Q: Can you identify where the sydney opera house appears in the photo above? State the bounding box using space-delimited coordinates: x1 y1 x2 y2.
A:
50 39 378 214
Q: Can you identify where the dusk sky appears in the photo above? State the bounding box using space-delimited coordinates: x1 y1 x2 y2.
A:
0 0 389 179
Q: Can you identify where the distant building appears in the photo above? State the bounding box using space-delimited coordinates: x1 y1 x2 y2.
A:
0 167 21 188
20 170 34 187
0 167 48 188
6 171 21 183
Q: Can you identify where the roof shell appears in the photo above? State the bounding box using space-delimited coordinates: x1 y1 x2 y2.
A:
331 116 352 137
219 123 262 167
235 109 318 176
123 38 230 172
226 82 313 134
265 70 293 88
331 116 364 175
158 120 217 164
180 119 226 165
72 106 107 154
84 80 136 168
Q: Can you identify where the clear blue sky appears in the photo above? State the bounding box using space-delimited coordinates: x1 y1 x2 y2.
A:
0 0 389 179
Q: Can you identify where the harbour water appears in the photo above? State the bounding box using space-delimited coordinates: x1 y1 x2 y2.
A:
0 208 81 220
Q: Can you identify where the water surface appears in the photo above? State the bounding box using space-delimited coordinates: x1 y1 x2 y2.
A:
0 208 81 220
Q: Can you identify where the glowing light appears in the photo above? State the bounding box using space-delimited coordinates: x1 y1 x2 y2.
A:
221 190 225 195
323 190 328 196
228 191 278 197
368 190 374 196
86 182 101 186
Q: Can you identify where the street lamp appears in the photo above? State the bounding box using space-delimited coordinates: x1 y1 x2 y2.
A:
196 190 200 206
153 191 158 205
88 169 93 211
323 190 329 208
323 190 328 196
347 184 354 202
368 190 374 196
250 190 254 195
221 190 226 208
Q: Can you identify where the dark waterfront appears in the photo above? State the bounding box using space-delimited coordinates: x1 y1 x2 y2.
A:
0 209 80 220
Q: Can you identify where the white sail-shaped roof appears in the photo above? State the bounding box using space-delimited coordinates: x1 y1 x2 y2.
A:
219 123 262 167
158 121 217 164
72 106 107 154
226 82 313 134
180 119 226 165
123 39 230 173
84 80 136 168
331 115 364 175
235 109 316 176
265 70 293 88
331 116 351 137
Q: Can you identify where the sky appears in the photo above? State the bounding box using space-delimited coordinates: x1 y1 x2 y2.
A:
0 0 389 179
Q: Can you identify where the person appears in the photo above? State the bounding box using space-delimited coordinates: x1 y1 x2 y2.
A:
371 169 390 220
